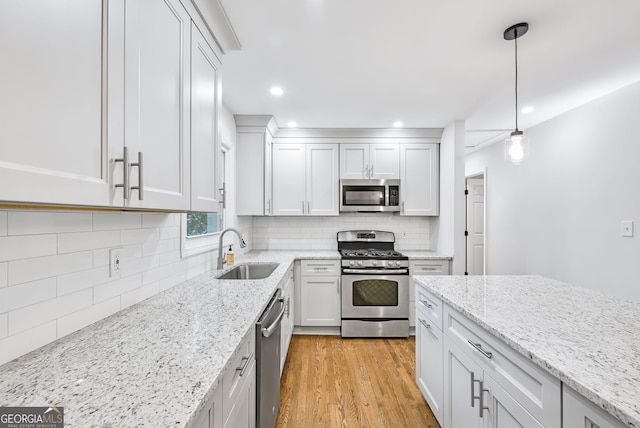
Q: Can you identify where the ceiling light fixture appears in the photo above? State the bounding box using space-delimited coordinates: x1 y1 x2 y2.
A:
393 121 403 128
504 22 529 165
521 106 534 114
270 87 283 96
287 121 297 127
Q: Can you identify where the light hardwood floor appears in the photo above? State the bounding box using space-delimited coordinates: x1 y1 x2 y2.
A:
275 335 440 428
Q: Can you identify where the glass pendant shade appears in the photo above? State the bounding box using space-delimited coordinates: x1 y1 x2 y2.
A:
504 130 529 164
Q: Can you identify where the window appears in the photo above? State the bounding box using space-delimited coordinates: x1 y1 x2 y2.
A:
181 148 228 257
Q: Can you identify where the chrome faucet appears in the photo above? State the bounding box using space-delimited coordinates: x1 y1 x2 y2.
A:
217 227 247 269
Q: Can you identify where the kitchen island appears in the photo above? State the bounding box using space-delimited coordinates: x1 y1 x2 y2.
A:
414 275 640 427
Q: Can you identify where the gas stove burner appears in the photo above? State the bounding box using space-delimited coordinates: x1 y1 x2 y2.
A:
340 249 405 259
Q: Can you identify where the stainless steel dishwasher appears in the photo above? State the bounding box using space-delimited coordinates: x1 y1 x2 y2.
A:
256 288 285 428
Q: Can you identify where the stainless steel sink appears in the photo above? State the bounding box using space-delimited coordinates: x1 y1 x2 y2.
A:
216 263 280 280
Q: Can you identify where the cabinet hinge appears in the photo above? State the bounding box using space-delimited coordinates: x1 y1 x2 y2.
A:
464 189 469 195
464 230 469 236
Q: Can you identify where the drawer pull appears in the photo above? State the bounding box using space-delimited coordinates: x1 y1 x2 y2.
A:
236 352 253 376
421 267 437 271
419 319 431 329
419 299 433 309
468 340 493 359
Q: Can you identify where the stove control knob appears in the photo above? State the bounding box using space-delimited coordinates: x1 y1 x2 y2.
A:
357 261 363 266
349 261 355 266
387 260 394 267
396 261 402 267
372 260 378 266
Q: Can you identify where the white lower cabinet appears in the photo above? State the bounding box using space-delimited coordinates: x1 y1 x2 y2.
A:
299 260 341 326
415 285 444 426
442 305 561 428
280 266 295 375
410 259 450 327
563 386 627 428
192 329 255 428
192 380 223 428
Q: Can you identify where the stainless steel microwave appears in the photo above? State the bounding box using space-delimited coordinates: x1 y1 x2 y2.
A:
340 179 400 212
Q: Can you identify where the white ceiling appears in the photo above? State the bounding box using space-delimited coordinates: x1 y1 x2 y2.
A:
218 0 640 147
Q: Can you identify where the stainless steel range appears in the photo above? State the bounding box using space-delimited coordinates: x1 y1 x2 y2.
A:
338 230 410 338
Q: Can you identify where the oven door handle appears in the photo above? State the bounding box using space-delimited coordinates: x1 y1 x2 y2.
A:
342 268 408 275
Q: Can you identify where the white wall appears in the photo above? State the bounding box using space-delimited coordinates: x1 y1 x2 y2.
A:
436 120 467 273
253 214 434 251
0 105 250 366
466 81 640 300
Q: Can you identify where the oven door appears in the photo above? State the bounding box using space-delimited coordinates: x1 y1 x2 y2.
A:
341 273 409 319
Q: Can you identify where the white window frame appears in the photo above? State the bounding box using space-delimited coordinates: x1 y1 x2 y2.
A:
180 143 230 258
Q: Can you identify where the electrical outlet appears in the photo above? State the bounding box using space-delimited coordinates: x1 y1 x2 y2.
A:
621 221 634 237
110 248 122 278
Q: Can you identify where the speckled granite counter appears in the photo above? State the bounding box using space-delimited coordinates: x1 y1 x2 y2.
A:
401 250 452 260
413 275 640 427
0 250 337 427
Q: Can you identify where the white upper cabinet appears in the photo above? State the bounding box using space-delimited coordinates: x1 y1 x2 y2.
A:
340 143 399 179
122 0 191 210
306 144 340 215
235 115 277 216
272 143 339 216
400 143 439 216
272 144 306 216
190 24 222 213
0 0 111 206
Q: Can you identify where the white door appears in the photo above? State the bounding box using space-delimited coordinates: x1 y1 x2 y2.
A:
400 143 439 216
466 177 485 275
444 338 484 428
306 144 339 216
339 144 369 179
300 277 341 326
272 144 305 215
124 0 191 210
190 25 222 212
483 375 544 428
416 313 444 426
0 0 111 206
370 144 400 179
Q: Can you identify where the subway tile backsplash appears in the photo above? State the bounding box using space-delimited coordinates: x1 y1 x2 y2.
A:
253 213 433 251
0 210 220 366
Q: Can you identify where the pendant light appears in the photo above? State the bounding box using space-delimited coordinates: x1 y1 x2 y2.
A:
504 22 529 164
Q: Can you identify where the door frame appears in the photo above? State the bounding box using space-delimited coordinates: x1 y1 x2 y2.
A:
465 168 487 275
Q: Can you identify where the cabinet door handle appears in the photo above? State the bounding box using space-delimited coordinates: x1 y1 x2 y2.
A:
479 382 489 418
471 372 480 407
266 199 270 214
114 147 130 200
236 352 253 376
419 319 430 329
419 299 433 309
219 182 226 209
301 200 305 215
307 200 310 215
370 163 374 177
364 164 369 178
468 340 493 359
401 201 405 214
130 151 143 200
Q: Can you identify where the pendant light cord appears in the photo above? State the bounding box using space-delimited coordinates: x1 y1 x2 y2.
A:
514 29 519 131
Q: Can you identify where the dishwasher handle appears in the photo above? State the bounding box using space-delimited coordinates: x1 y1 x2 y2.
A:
262 298 285 338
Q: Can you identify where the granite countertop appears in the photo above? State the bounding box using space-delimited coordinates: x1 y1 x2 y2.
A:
413 275 640 427
400 250 452 260
0 250 337 427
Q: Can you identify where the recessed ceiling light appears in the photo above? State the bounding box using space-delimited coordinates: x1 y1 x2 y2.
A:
521 106 534 114
287 121 297 127
393 121 403 128
270 87 283 96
